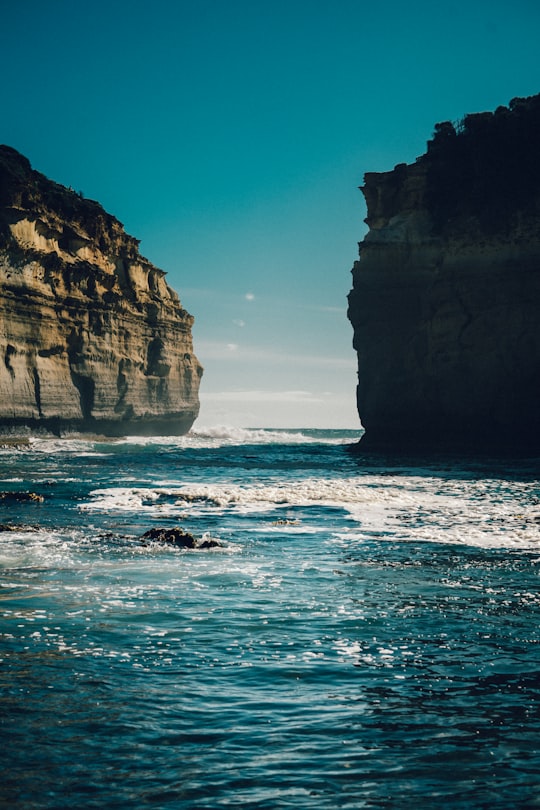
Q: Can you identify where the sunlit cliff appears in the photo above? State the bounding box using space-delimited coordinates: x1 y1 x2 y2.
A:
0 146 202 435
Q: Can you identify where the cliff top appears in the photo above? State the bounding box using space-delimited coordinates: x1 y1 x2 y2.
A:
362 93 540 235
424 93 540 232
0 145 147 263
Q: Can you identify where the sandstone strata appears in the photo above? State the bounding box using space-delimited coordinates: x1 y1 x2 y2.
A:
0 146 202 435
348 95 540 452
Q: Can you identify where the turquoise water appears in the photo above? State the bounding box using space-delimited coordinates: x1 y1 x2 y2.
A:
1 428 539 808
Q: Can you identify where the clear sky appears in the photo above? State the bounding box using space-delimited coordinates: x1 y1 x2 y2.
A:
2 0 539 428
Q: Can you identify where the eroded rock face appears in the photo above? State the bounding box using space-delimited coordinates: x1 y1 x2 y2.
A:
0 146 202 435
347 95 540 452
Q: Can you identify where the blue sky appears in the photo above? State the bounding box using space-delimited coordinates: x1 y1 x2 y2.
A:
2 0 539 427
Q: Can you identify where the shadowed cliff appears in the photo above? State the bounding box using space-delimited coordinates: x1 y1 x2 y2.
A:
347 94 540 453
0 146 202 435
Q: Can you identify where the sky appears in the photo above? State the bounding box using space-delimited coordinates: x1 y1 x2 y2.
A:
1 0 539 428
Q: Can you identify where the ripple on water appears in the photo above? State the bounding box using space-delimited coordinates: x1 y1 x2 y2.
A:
0 436 539 808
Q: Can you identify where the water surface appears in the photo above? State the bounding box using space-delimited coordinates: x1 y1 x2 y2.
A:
1 428 539 808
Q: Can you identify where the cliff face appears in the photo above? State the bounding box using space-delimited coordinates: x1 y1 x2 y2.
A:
348 94 540 451
0 146 202 435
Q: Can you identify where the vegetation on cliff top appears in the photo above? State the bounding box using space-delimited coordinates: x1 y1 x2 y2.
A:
424 93 540 233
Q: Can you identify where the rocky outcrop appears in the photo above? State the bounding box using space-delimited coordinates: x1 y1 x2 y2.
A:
141 527 223 549
0 146 202 435
347 94 540 452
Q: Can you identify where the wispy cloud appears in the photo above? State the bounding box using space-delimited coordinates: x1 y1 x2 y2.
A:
311 305 347 314
200 390 325 404
197 388 361 429
196 340 356 368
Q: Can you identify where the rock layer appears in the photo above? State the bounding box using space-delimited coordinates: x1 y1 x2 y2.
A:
0 146 202 435
347 95 540 452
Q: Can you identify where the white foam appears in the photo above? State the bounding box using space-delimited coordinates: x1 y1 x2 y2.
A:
80 487 162 513
188 425 320 445
27 437 109 456
78 472 540 550
0 527 86 570
3 426 359 456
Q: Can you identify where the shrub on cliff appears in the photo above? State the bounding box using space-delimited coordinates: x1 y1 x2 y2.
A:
426 93 540 233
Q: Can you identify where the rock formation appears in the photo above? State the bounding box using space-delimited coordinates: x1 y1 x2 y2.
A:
347 94 540 452
141 527 223 549
0 146 202 435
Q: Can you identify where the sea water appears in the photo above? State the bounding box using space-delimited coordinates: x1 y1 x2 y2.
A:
0 427 539 809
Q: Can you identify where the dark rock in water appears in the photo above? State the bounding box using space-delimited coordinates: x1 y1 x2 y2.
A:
0 145 202 436
0 523 40 531
142 527 198 548
141 527 222 549
196 536 223 549
0 438 31 449
347 93 540 453
0 491 44 503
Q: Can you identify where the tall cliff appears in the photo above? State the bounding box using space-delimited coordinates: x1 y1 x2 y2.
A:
0 146 202 435
348 94 540 452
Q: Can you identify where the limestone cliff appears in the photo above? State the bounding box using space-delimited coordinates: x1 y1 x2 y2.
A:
347 94 540 452
0 145 202 435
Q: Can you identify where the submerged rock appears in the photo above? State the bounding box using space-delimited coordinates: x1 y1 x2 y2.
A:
0 146 202 436
141 527 222 549
0 523 40 531
0 491 44 503
347 94 540 453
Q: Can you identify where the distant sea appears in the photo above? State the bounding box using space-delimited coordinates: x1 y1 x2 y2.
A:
1 427 539 809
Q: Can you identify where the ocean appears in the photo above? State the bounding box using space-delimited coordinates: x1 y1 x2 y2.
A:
0 427 539 809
